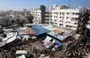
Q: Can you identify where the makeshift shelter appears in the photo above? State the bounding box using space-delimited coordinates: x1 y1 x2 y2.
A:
24 28 36 35
16 50 28 58
32 25 50 39
16 50 28 54
47 27 75 42
24 25 50 39
0 32 17 47
32 25 50 35
43 35 63 50
24 25 50 35
47 31 65 42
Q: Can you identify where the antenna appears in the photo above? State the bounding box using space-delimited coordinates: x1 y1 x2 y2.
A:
68 0 71 8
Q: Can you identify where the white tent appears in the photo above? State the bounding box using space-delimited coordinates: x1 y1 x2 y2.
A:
16 55 25 58
16 50 28 55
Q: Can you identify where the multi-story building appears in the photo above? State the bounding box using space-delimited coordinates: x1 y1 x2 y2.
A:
51 5 80 30
31 5 90 30
31 8 41 24
31 5 51 24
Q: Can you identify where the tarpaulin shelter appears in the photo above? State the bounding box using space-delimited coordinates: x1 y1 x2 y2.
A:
32 25 50 35
24 28 36 35
24 25 50 39
31 25 50 39
47 31 65 42
24 25 50 36
44 35 63 50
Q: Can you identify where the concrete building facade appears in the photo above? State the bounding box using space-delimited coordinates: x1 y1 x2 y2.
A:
51 5 80 30
31 5 51 24
31 5 81 30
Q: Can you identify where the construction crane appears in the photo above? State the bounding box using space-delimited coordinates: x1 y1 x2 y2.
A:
62 9 90 58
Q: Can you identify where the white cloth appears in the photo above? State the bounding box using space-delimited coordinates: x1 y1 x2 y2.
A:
16 55 25 58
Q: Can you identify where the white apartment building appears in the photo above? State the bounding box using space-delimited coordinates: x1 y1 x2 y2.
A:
31 8 41 24
51 5 80 30
31 5 89 30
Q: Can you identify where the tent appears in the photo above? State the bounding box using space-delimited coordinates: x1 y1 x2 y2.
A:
16 50 28 54
43 35 63 48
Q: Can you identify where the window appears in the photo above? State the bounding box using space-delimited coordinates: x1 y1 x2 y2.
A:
72 13 75 15
67 12 70 15
72 13 79 15
75 18 78 20
66 25 71 28
60 12 61 15
62 13 64 15
66 17 69 19
45 19 49 21
60 20 63 23
45 16 49 17
60 17 61 18
54 23 57 24
66 21 70 23
76 13 79 15
54 20 57 21
54 16 58 18
71 18 78 21
45 22 49 24
60 12 64 15
74 22 78 25
59 24 63 26
54 12 58 15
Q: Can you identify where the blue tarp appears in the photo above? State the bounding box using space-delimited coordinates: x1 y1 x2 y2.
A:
48 31 65 41
32 25 50 35
56 40 62 47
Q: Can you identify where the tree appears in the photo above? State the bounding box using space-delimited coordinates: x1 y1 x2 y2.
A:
16 18 25 27
26 14 34 23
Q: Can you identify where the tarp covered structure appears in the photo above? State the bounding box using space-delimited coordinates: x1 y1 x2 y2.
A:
24 28 36 35
44 36 63 49
24 25 50 36
32 25 50 35
47 31 65 41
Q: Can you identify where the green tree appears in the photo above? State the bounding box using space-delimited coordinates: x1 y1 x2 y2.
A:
26 14 34 23
16 19 25 27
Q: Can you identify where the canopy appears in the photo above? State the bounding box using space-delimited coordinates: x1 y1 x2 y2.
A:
32 25 50 35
